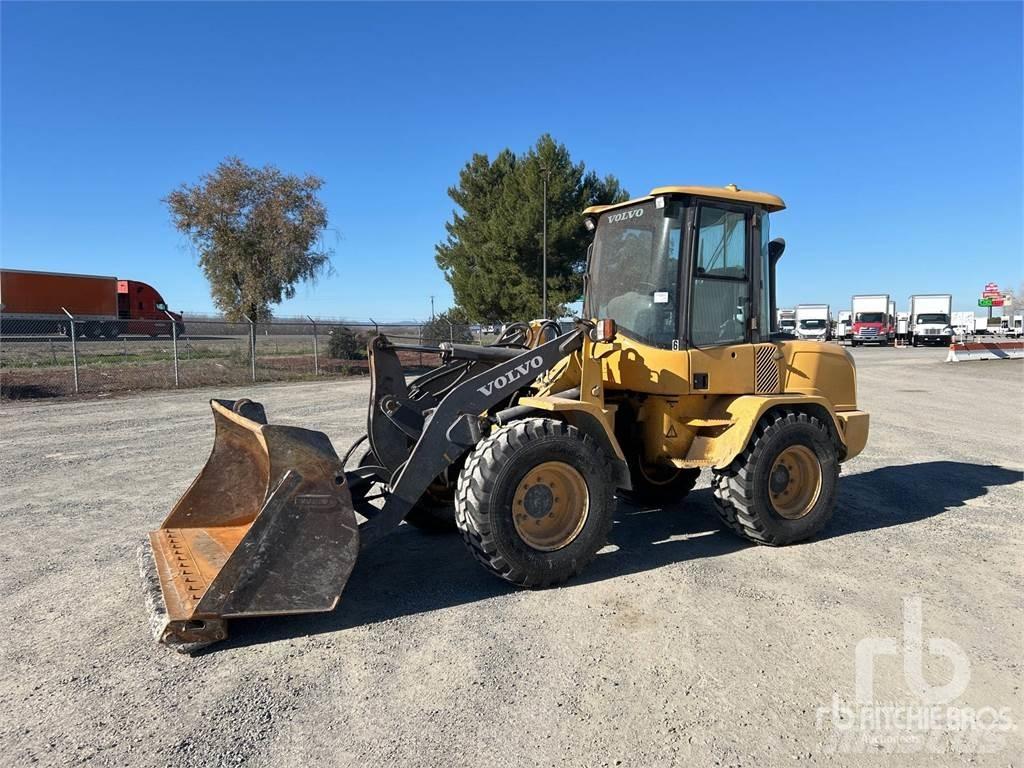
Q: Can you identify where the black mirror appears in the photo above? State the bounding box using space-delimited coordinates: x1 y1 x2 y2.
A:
767 238 786 333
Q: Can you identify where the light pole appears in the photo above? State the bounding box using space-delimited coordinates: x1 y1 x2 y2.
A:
430 295 435 321
540 165 550 319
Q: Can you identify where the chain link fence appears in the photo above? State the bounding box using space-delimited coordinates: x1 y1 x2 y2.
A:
0 313 481 400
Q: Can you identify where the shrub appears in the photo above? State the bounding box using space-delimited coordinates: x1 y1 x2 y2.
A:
327 326 367 359
421 309 474 345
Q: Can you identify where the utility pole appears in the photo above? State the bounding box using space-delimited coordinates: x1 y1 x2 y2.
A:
430 295 435 321
540 166 549 319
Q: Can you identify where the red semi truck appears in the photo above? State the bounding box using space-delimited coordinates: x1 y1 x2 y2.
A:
0 269 183 338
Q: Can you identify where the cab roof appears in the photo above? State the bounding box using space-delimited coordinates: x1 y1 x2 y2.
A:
583 184 786 215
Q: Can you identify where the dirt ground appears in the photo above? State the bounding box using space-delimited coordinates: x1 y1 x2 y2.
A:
1 346 1021 767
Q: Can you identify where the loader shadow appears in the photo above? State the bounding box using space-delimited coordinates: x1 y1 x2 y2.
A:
819 460 1021 539
218 460 1020 652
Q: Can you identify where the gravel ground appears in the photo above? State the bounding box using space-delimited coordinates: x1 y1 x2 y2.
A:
1 346 1021 767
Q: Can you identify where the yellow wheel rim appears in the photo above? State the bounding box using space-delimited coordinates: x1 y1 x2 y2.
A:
512 461 589 551
768 445 822 520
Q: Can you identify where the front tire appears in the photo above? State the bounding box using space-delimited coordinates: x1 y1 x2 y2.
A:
712 410 839 546
455 418 616 587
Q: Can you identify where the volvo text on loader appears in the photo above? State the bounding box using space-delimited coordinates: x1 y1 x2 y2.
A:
140 184 869 652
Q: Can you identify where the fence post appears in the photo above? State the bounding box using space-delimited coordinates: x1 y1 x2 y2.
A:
307 315 319 376
165 310 179 387
244 314 256 383
182 313 191 360
61 307 79 394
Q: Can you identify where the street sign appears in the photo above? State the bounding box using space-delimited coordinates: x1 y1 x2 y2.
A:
982 283 1001 297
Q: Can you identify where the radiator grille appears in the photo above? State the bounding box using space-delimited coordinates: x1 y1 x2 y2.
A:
754 344 780 394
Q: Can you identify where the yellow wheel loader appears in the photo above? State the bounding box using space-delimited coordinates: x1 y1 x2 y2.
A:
140 184 869 652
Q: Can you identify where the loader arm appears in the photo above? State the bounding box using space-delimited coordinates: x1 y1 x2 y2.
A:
356 328 586 547
366 335 512 477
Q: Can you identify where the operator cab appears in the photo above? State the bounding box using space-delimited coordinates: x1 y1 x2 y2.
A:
583 184 786 350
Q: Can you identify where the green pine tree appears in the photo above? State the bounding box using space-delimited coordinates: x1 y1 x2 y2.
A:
435 135 627 321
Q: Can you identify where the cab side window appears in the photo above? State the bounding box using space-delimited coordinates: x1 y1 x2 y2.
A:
691 206 749 347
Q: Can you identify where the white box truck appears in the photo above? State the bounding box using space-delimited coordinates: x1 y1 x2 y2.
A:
896 311 910 342
851 294 892 346
777 308 797 334
834 310 852 342
909 294 952 346
795 304 831 341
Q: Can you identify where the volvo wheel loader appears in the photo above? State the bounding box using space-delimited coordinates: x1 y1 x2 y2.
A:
140 184 869 652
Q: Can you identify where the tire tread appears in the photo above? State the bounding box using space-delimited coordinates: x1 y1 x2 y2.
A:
455 417 614 588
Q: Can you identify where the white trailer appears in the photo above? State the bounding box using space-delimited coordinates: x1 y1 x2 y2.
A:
1009 313 1024 337
835 310 852 342
951 311 975 336
795 304 831 341
909 294 952 346
976 316 1002 335
777 308 796 334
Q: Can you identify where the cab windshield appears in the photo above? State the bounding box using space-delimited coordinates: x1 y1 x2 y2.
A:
856 312 884 323
916 313 949 324
586 200 683 348
800 319 826 329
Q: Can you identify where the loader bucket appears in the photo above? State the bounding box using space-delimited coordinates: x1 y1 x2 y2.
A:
139 399 359 653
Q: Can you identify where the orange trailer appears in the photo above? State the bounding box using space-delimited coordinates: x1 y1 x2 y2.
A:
0 268 183 338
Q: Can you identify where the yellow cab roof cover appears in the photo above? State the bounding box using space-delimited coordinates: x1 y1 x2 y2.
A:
583 184 786 215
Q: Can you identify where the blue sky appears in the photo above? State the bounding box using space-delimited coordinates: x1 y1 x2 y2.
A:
2 2 1021 320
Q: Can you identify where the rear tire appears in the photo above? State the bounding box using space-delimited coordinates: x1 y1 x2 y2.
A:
711 410 839 546
624 457 700 505
455 418 615 588
404 485 457 532
357 450 456 532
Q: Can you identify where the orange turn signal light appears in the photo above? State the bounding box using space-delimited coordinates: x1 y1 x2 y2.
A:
592 318 617 343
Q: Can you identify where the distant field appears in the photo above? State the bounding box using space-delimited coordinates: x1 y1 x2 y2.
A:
0 332 441 399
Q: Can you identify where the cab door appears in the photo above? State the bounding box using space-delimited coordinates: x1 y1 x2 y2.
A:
686 201 757 394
